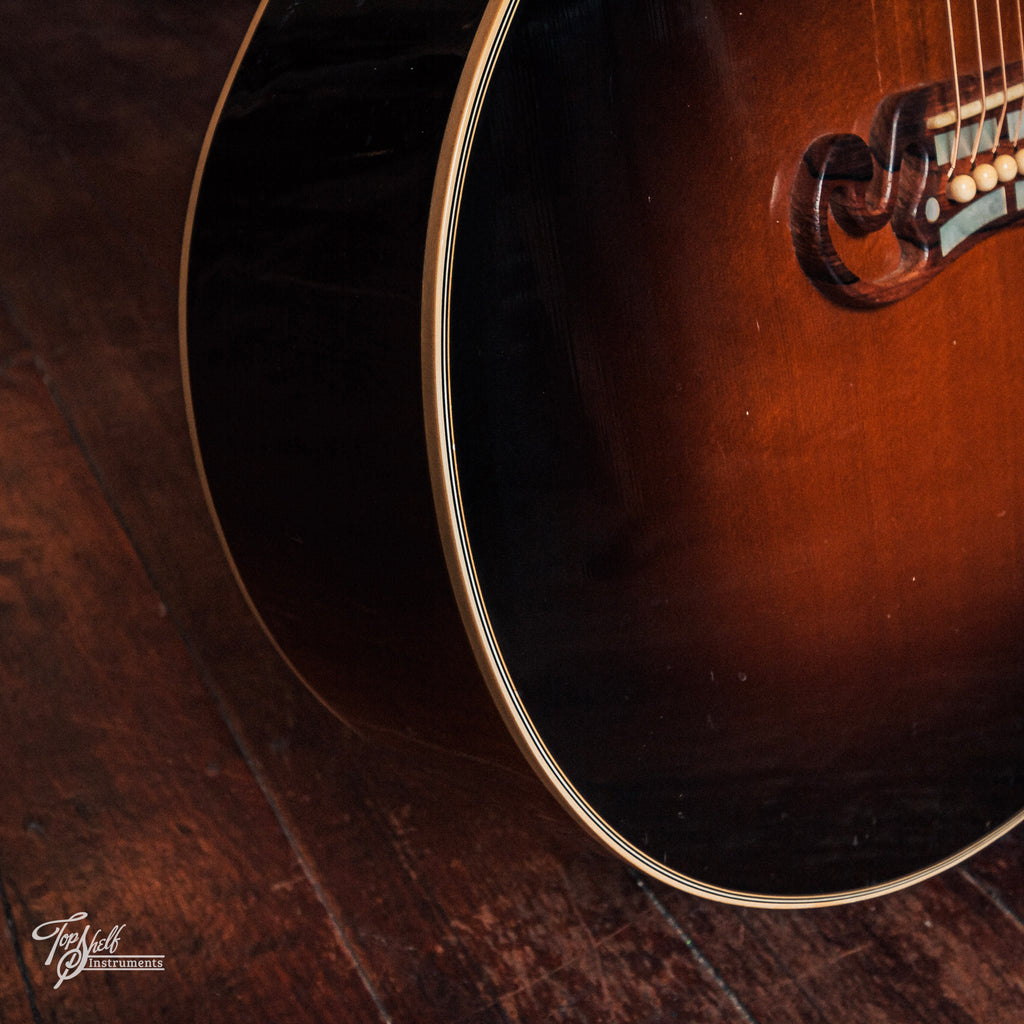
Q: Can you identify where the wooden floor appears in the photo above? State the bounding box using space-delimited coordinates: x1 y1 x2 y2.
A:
2 2 1024 1020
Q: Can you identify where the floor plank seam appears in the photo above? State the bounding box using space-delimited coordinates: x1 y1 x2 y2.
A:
632 872 761 1024
186 674 397 1024
14 346 394 1022
0 868 45 1024
140 600 398 1024
31 352 149 569
354 772 516 1024
957 866 1024 936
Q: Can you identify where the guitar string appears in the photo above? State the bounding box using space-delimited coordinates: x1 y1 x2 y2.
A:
991 0 1009 152
1015 0 1024 148
967 0 987 166
946 0 964 178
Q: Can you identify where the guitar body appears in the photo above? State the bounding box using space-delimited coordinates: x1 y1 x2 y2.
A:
183 0 1024 905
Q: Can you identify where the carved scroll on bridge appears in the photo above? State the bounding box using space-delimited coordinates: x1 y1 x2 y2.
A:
791 60 1024 307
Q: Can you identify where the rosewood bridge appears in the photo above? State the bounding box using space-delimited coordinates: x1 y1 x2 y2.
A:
791 58 1024 307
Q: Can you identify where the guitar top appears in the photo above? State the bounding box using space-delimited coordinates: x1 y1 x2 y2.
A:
183 0 1024 905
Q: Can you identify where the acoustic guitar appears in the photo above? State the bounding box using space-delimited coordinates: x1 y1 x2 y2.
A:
181 0 1024 906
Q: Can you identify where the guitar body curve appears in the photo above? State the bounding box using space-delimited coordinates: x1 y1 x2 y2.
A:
182 0 504 758
184 0 1024 905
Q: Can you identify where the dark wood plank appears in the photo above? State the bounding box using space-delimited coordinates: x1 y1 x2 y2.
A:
0 300 44 1024
0 923 36 1024
0 360 386 1021
653 846 1024 1024
0 0 255 284
349 748 753 1023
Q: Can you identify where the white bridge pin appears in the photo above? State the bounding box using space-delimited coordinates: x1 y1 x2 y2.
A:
948 173 977 203
971 162 999 192
994 153 1018 182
